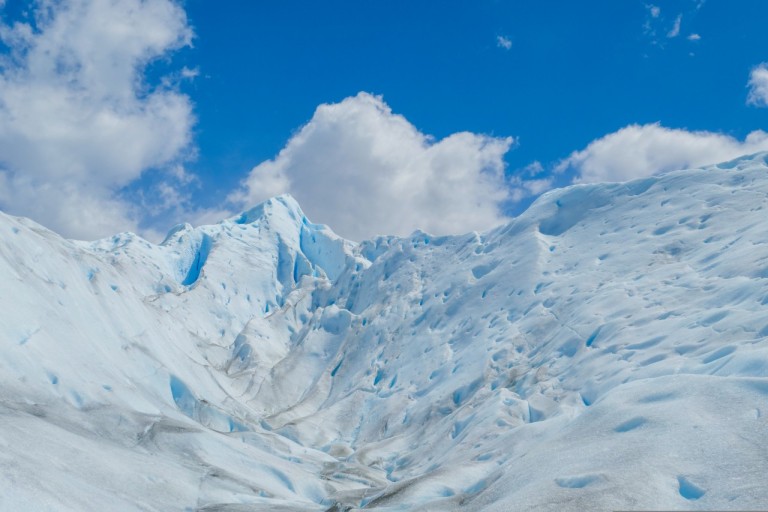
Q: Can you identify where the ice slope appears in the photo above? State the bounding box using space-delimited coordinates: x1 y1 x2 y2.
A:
1 154 768 511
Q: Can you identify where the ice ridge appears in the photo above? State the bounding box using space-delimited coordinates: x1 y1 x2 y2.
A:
1 153 768 510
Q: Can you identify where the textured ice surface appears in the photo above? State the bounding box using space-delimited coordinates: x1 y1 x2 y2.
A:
2 156 768 510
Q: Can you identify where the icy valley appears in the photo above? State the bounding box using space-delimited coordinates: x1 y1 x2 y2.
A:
1 154 768 511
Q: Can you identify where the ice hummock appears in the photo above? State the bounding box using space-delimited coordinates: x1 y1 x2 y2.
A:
1 154 768 510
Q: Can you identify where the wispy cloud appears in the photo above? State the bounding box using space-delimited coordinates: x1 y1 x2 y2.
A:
747 63 768 107
558 123 768 183
506 161 553 203
497 35 512 50
667 14 682 38
643 5 662 43
645 6 697 47
230 93 514 240
523 161 545 177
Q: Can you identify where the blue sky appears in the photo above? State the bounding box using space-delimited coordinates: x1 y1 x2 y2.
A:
179 0 764 182
0 0 766 240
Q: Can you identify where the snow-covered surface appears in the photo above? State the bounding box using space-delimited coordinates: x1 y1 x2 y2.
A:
2 154 768 511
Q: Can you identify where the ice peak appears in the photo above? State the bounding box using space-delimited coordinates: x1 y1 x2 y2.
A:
160 222 194 245
230 194 305 227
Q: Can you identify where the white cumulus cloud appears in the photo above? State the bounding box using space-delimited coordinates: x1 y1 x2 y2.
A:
230 92 514 240
558 123 768 183
747 63 768 107
0 0 195 240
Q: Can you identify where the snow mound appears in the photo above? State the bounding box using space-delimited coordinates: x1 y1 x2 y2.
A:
2 155 768 510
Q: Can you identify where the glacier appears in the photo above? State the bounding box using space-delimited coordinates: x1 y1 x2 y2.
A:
1 153 768 511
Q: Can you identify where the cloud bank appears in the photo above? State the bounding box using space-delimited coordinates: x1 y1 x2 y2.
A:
231 93 514 240
559 123 768 183
0 0 195 240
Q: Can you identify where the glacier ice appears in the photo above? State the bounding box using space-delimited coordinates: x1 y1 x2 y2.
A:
1 155 768 510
